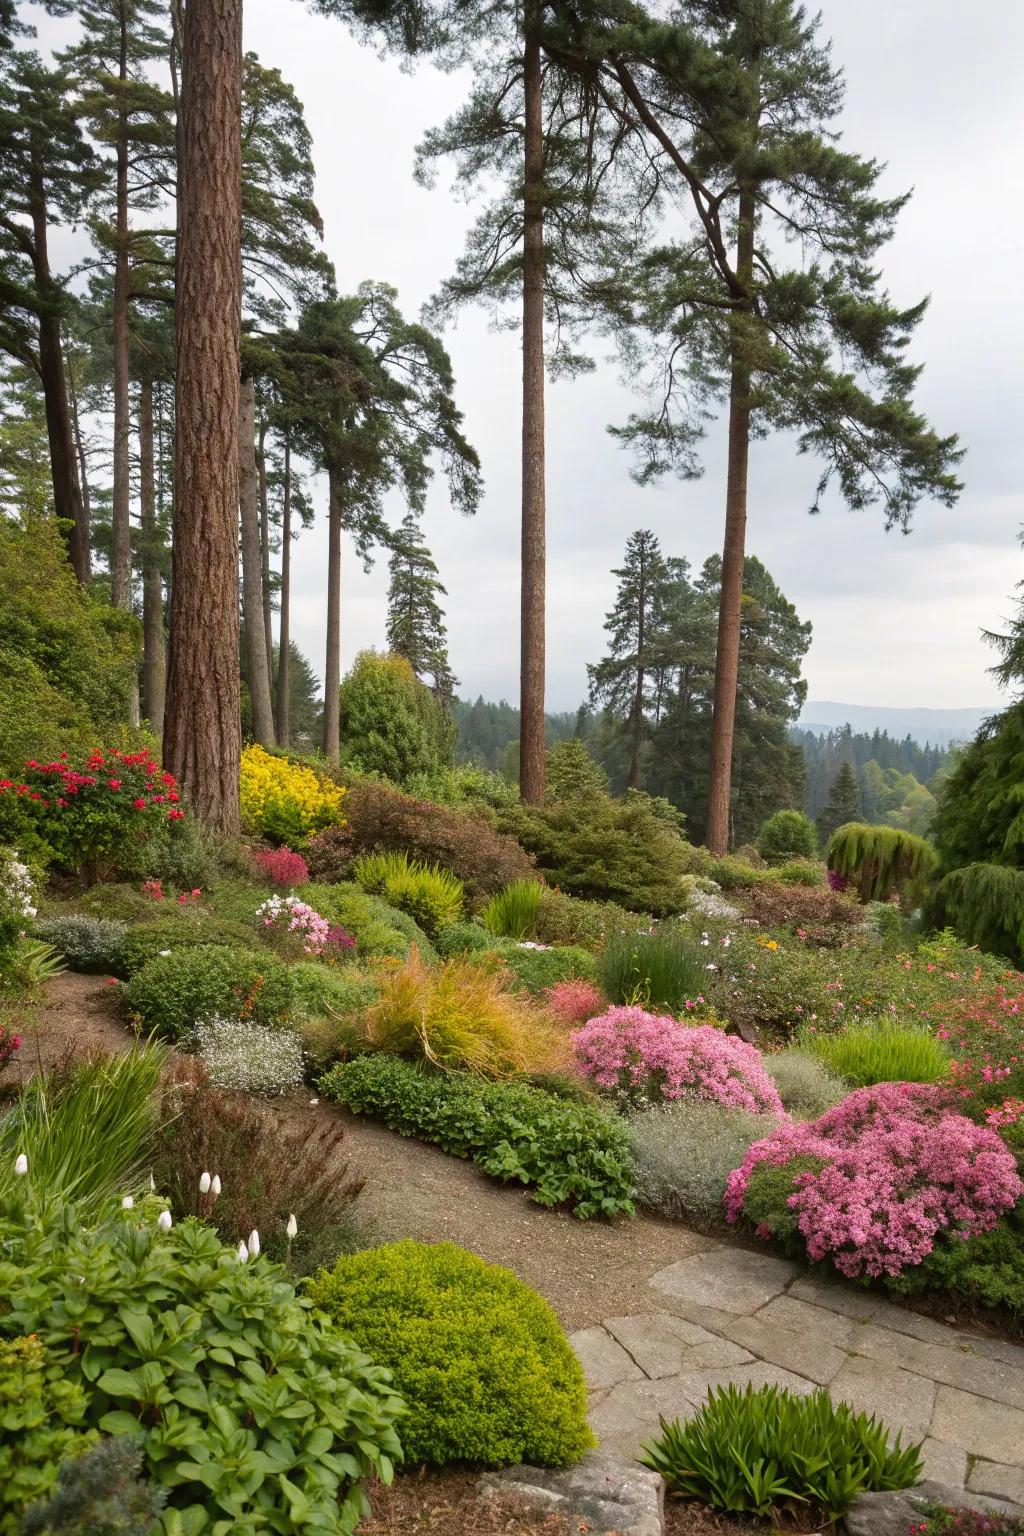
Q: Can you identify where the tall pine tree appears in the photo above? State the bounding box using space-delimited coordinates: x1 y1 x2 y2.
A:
587 529 669 789
817 761 862 845
386 511 456 698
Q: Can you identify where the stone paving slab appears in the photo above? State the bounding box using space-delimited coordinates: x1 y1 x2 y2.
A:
569 1242 1024 1492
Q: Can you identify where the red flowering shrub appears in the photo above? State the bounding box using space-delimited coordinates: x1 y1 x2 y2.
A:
926 984 1024 1114
0 1023 21 1073
545 979 607 1026
0 749 185 881
252 846 311 888
725 1081 1022 1279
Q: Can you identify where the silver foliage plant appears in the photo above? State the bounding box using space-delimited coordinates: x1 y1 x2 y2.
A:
192 1015 305 1097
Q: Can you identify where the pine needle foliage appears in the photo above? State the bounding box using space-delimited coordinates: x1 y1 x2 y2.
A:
827 823 937 904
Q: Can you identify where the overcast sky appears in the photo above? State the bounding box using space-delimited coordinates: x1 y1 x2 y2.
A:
31 0 1024 713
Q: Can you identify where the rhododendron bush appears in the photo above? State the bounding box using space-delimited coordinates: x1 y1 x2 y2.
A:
252 846 310 887
725 1082 1022 1279
0 750 184 880
571 1006 785 1115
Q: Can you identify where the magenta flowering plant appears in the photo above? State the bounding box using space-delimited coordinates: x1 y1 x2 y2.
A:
252 846 311 888
724 1081 1023 1279
571 1006 785 1115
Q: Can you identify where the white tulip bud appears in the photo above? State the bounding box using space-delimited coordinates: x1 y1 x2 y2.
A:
199 1171 212 1194
237 1241 249 1263
121 1195 134 1209
14 1154 27 1177
286 1214 298 1240
210 1175 222 1198
149 1173 156 1192
157 1210 173 1232
248 1229 260 1258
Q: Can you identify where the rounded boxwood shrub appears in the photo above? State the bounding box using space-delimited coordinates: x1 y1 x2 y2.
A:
115 913 261 979
433 920 493 958
482 941 598 995
757 810 817 865
308 1240 594 1467
121 945 295 1040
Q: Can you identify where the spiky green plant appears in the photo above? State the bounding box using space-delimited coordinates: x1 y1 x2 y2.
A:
597 927 707 1012
352 850 463 936
805 1020 950 1089
480 879 543 940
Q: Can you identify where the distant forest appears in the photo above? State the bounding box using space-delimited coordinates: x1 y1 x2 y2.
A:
453 698 953 839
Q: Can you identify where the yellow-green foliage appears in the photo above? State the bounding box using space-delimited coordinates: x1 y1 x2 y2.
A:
307 1241 594 1467
0 1335 97 1530
352 850 463 935
365 945 566 1078
239 745 346 845
827 823 937 904
480 879 543 940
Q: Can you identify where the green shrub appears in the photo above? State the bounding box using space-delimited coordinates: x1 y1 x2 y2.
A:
401 761 519 812
118 815 218 890
0 1046 166 1210
757 810 817 865
827 823 938 904
114 912 260 978
774 859 826 887
122 945 295 1041
353 850 463 936
34 915 128 974
0 1198 404 1534
598 927 707 1011
481 879 544 940
498 788 692 915
433 920 493 957
807 1020 951 1088
887 1202 1024 1326
0 1334 97 1531
629 1101 776 1221
767 1049 846 1118
288 960 380 1020
485 940 598 995
321 1054 635 1218
20 1435 166 1536
45 883 154 923
339 650 454 783
740 1156 825 1248
703 853 774 890
641 1383 923 1519
533 888 653 950
926 863 1024 968
309 1241 593 1468
298 880 436 961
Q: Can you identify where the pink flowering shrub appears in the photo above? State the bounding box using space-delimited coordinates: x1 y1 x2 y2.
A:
724 1081 1023 1279
545 979 606 1026
252 846 310 888
571 1006 785 1114
255 894 331 956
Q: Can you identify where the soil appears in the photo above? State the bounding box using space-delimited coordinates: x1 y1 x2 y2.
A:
1 971 133 1088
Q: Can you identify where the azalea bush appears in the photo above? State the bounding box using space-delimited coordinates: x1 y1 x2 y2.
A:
725 1082 1023 1278
255 893 333 956
571 1007 785 1115
0 750 184 882
239 744 346 845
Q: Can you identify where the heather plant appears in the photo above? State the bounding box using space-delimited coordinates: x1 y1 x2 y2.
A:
20 1435 166 1536
545 978 607 1025
757 810 817 864
733 879 862 945
0 1195 404 1534
0 1334 97 1529
309 1242 593 1467
239 744 346 844
122 945 296 1041
572 1008 785 1115
629 1100 778 1220
807 1019 951 1089
353 849 464 935
190 1015 306 1096
598 927 708 1012
33 914 128 974
251 845 310 887
767 1049 846 1119
909 1507 1024 1536
365 945 566 1078
925 981 1024 1112
641 1383 923 1521
724 1082 1023 1278
481 878 543 940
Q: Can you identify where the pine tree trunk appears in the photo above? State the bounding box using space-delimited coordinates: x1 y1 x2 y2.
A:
705 185 756 855
164 0 243 836
276 435 292 748
322 467 342 765
110 17 132 619
29 178 88 582
239 376 276 746
257 420 275 700
519 4 546 806
628 546 647 790
66 347 92 577
138 376 166 732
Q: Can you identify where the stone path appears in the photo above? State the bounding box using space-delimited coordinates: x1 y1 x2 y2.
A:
570 1241 1024 1504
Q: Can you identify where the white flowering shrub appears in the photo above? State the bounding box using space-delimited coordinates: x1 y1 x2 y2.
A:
192 1015 305 1097
35 915 128 974
0 848 37 949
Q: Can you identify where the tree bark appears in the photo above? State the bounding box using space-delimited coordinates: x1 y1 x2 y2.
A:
705 184 756 855
322 466 342 765
66 344 92 573
256 418 275 698
239 375 276 746
110 9 132 617
138 376 166 732
519 3 546 806
276 434 291 748
164 0 243 836
627 543 647 790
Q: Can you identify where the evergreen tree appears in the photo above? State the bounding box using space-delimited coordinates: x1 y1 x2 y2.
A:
817 761 862 845
587 529 669 789
386 511 456 697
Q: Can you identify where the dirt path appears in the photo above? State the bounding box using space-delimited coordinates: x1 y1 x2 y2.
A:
4 971 133 1087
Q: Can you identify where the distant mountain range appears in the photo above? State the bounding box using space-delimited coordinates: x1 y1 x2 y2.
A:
797 701 998 748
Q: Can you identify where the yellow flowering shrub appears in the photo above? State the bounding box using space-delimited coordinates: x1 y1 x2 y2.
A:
240 746 346 845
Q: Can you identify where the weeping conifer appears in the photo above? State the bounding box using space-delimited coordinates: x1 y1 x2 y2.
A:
826 823 937 905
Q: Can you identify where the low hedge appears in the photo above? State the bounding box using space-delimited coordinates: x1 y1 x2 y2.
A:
320 1054 635 1219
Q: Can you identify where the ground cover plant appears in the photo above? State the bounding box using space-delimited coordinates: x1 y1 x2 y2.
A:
481 939 598 995
190 1014 306 1096
309 1241 593 1467
766 1048 845 1118
629 1100 779 1221
322 1053 635 1217
33 914 128 973
641 1383 923 1520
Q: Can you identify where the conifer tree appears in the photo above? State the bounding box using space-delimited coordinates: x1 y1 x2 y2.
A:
817 761 862 845
587 529 669 789
386 511 456 697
